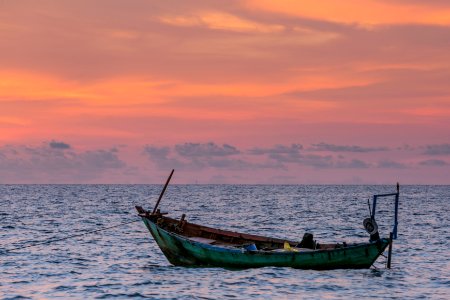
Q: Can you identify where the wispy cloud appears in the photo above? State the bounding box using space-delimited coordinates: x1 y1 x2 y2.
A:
49 140 71 150
248 144 303 155
159 12 285 33
423 144 450 155
0 141 126 183
144 143 253 171
336 159 370 168
246 0 450 26
418 159 448 167
143 145 187 170
377 160 408 169
175 142 240 157
309 142 388 153
1 140 449 183
143 142 375 171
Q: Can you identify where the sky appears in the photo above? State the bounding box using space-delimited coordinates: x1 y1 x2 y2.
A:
0 0 449 184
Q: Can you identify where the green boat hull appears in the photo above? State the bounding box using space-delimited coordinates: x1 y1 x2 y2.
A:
141 217 389 270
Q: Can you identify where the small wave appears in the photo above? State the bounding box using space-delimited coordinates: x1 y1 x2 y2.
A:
1 184 449 299
3 297 31 300
95 292 147 299
54 285 75 291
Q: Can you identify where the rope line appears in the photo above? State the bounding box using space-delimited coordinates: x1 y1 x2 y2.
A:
3 219 140 252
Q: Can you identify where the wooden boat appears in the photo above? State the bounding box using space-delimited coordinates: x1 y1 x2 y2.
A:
136 170 400 270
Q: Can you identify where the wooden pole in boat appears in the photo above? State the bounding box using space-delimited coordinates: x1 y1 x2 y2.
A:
387 232 393 269
152 169 174 214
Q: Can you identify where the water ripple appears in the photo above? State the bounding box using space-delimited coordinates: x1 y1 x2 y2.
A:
0 184 449 299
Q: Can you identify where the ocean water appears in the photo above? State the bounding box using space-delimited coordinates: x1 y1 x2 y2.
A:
0 184 449 299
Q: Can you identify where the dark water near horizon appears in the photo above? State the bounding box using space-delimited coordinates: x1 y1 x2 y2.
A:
0 185 449 299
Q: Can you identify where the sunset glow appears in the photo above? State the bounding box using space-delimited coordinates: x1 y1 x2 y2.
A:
0 0 449 183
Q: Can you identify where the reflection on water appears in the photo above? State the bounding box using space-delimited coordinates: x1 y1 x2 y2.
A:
0 185 449 299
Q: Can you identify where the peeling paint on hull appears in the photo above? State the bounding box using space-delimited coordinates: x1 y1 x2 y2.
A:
141 218 389 270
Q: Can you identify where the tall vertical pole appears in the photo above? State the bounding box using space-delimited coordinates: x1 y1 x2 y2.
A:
393 183 400 239
372 195 378 219
387 232 393 269
152 169 175 214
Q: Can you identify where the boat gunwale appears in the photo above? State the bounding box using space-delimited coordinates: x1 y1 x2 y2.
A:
141 214 389 255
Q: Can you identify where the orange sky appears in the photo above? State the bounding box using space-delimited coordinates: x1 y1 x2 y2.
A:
0 0 449 183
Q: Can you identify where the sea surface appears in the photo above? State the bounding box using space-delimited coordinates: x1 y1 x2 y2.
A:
0 185 449 299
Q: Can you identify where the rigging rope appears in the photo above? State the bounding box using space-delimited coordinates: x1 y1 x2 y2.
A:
2 219 140 253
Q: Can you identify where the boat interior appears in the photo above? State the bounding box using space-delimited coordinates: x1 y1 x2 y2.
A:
136 207 350 252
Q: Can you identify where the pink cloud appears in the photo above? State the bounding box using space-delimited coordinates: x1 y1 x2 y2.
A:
0 1 449 183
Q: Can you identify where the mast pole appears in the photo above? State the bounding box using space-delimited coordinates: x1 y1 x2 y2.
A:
152 169 174 214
